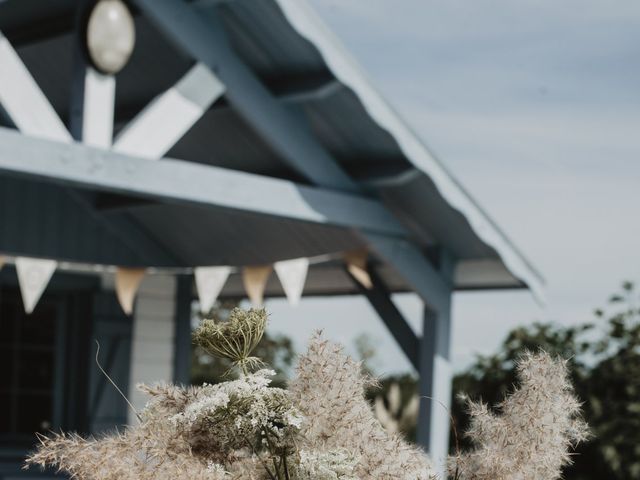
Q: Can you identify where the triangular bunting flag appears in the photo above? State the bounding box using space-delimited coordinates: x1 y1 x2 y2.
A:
15 257 57 314
274 257 309 306
115 267 146 315
194 266 231 313
242 265 272 306
344 249 373 289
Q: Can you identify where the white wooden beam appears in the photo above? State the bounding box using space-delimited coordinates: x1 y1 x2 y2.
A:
0 31 72 142
113 62 225 159
82 67 115 148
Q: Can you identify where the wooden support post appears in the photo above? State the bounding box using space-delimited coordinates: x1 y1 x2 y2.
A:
417 301 452 478
416 250 455 478
173 275 193 385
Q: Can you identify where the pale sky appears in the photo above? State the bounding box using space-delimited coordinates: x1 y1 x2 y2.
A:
267 0 640 374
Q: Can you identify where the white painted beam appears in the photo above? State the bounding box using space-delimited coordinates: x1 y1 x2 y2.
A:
0 31 72 142
82 68 115 148
113 62 225 159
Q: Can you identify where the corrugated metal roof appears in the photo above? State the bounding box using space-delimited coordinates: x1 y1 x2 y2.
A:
0 0 544 299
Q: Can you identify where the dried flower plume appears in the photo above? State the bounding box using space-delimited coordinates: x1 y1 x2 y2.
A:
450 351 589 480
289 332 434 479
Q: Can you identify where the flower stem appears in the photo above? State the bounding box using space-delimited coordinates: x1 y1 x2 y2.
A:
282 454 291 480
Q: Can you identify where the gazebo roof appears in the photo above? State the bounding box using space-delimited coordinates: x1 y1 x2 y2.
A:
0 0 543 302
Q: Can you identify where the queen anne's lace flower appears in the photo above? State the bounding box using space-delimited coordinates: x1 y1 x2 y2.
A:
193 307 267 375
206 461 229 476
170 369 303 456
292 449 358 479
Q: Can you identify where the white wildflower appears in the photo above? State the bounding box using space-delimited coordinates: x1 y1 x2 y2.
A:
292 449 358 479
171 369 304 456
206 461 229 476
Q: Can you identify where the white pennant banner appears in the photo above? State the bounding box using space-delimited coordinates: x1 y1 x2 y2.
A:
15 257 57 314
274 257 309 306
194 266 231 313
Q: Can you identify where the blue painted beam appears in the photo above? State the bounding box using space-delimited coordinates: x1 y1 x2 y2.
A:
133 0 360 194
417 302 453 477
0 128 406 238
364 233 451 314
345 264 419 370
414 250 454 476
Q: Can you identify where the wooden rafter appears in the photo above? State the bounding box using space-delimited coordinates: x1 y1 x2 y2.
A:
113 62 225 159
0 31 72 142
81 68 116 148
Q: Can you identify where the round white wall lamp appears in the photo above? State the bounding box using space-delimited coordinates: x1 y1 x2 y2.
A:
86 0 136 74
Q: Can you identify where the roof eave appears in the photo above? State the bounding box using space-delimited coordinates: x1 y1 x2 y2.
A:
272 0 545 304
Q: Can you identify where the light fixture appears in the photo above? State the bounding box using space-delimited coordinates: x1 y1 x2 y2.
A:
86 0 136 75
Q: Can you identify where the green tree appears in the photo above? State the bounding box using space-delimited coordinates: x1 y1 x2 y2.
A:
451 281 640 479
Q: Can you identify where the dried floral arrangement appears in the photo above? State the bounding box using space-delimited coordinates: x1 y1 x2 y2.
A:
26 308 588 480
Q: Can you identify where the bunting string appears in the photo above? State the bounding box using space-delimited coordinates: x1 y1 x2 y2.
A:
0 252 342 276
0 249 366 315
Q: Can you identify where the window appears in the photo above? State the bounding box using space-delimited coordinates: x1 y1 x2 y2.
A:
0 287 64 442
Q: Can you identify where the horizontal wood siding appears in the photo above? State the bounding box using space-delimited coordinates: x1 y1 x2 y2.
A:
127 275 177 422
0 175 143 265
88 291 133 434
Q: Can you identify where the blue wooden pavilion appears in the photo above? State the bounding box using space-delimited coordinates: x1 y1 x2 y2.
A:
0 0 543 477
